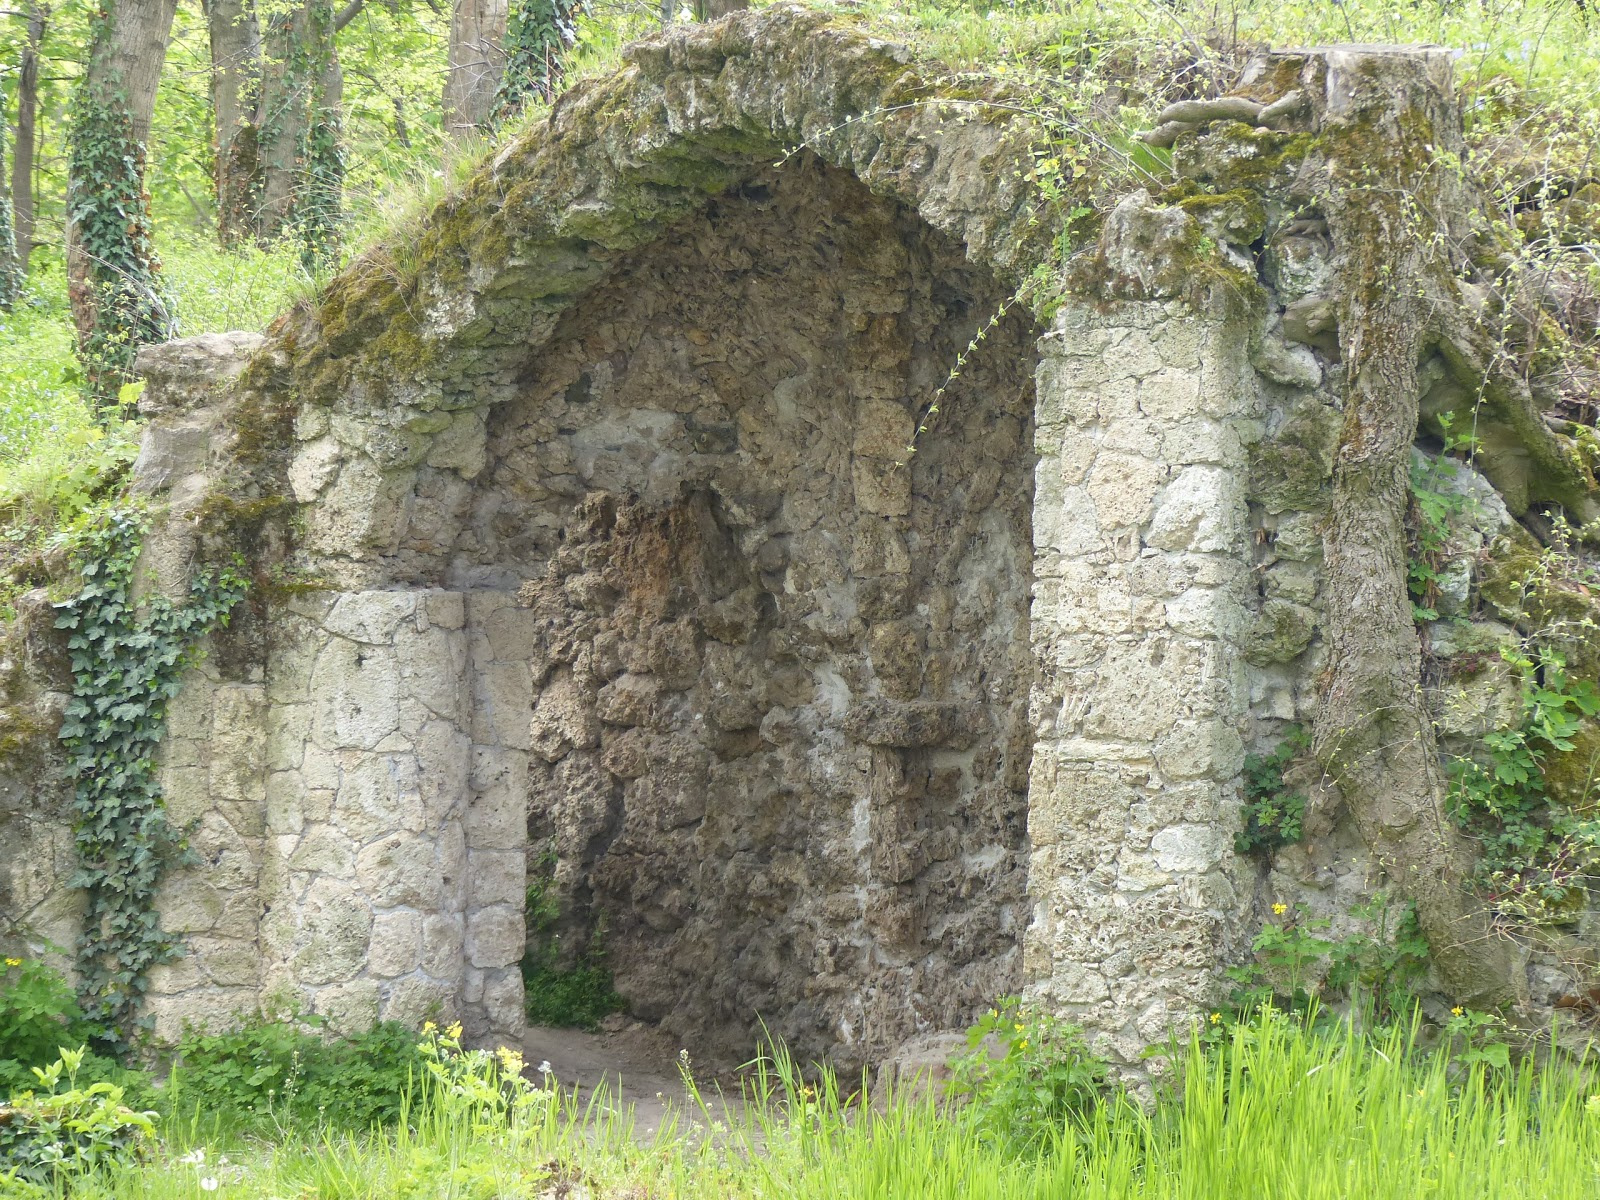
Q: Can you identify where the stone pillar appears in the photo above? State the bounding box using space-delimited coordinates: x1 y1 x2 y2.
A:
258 591 476 1034
146 668 269 1040
462 591 532 1047
1024 299 1258 1067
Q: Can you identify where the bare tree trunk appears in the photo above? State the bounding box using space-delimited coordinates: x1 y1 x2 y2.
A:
444 0 509 140
66 0 181 405
12 1 45 273
1311 49 1522 1006
206 0 262 246
0 101 20 310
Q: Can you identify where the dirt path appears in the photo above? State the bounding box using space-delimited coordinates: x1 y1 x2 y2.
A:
523 1023 749 1141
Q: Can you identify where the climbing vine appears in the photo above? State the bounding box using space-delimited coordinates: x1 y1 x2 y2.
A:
494 0 580 124
53 509 247 1043
66 76 173 408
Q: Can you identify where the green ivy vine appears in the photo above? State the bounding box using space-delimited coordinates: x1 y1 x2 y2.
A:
66 76 173 407
53 509 247 1044
494 0 579 124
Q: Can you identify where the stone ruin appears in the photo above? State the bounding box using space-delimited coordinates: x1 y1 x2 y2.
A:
6 6 1600 1074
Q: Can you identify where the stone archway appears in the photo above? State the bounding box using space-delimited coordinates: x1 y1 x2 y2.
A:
456 156 1038 1069
120 4 1287 1072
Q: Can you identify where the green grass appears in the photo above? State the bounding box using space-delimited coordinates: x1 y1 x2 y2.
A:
6 1011 1598 1199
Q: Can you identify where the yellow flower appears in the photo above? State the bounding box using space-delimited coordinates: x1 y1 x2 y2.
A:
1272 903 1288 916
1451 1006 1464 1017
446 1021 463 1041
422 1020 436 1033
1014 1023 1025 1033
1017 1039 1029 1051
3 958 20 968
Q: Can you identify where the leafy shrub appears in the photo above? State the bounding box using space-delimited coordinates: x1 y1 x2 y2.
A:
1227 896 1430 1019
0 955 146 1105
0 955 89 1078
0 1047 156 1186
168 1017 427 1132
1448 646 1600 917
948 996 1115 1153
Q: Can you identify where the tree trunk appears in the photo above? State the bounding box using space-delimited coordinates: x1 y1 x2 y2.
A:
1312 49 1522 1006
0 101 20 310
12 1 45 273
494 0 577 123
66 0 181 405
255 0 342 260
693 0 747 18
206 0 262 247
444 0 509 140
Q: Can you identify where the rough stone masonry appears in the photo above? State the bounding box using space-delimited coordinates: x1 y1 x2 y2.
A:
2 7 1583 1072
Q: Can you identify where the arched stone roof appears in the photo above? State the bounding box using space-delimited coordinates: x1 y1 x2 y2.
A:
281 4 1047 441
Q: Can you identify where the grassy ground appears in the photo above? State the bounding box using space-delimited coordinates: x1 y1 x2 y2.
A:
5 1012 1597 1199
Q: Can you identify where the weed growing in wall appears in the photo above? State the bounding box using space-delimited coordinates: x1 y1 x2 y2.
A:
1448 645 1600 919
1235 724 1311 855
53 509 246 1043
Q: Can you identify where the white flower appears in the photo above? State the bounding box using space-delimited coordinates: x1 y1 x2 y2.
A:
537 1060 552 1076
176 1149 206 1166
200 1178 220 1192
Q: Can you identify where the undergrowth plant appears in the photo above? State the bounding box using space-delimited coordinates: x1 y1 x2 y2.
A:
0 1046 157 1187
168 1016 427 1133
521 843 624 1030
949 996 1116 1154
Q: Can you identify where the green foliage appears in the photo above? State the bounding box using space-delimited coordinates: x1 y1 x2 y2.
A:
0 1047 157 1186
496 0 580 123
521 845 624 1030
53 509 247 1042
1228 895 1431 1020
67 78 173 405
949 996 1115 1154
1234 724 1310 855
38 1009 1600 1199
1448 645 1600 918
0 954 90 1093
169 1017 427 1132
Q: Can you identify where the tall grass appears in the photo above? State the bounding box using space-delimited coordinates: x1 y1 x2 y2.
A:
14 1011 1597 1200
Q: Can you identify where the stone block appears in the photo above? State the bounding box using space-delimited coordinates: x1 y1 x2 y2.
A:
1146 466 1240 553
355 834 444 909
468 850 527 909
317 978 382 1036
1150 824 1228 873
467 906 525 969
1088 452 1167 530
368 911 423 977
422 913 466 978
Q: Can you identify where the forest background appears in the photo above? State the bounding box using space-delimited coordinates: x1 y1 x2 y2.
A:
5 0 1600 552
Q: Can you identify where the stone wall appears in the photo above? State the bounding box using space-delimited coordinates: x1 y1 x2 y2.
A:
8 9 1595 1076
